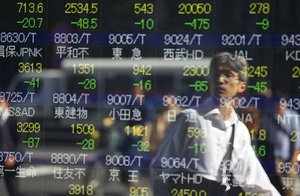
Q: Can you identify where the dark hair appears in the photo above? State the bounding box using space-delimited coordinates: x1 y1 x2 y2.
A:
210 52 248 82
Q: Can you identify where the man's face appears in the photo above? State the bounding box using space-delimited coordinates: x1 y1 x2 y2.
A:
210 63 246 98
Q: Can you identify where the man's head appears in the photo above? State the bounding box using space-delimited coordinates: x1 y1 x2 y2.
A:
209 52 248 98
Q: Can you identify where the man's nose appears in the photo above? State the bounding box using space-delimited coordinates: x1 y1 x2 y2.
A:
217 73 226 83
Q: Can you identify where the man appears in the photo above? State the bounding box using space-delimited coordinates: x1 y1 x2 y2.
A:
0 100 20 196
261 93 300 196
151 52 280 195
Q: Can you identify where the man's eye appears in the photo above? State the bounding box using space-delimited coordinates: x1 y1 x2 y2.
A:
223 71 233 78
225 73 233 77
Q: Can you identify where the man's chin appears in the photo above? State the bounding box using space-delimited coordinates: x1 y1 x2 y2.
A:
212 94 226 100
212 90 226 97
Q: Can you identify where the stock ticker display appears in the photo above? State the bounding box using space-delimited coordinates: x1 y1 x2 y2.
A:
0 0 300 196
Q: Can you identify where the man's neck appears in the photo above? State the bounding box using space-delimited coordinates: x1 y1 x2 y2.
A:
212 96 234 121
218 106 232 121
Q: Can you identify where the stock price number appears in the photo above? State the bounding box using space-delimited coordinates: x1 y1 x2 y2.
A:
78 78 97 90
132 140 150 152
125 125 148 137
22 137 40 148
17 2 44 14
189 81 208 92
134 18 154 30
65 3 98 14
242 66 268 78
71 18 98 30
69 184 93 196
187 127 207 139
73 64 94 75
290 130 300 143
188 143 207 154
249 129 266 141
292 66 300 78
252 145 266 157
248 82 268 93
17 122 40 133
130 186 149 196
18 62 42 73
133 80 152 91
134 3 154 14
182 65 209 77
17 17 43 29
171 188 207 196
178 3 212 15
184 18 210 30
133 65 152 76
77 139 95 150
249 2 270 15
71 123 95 135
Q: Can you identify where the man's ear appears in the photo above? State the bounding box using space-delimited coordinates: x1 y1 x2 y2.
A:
238 82 247 93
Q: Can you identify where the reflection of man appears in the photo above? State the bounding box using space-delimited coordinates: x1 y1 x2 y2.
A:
0 100 20 196
151 52 280 195
243 102 284 195
118 85 155 185
262 94 300 196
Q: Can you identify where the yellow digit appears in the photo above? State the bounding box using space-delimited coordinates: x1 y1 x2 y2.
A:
87 185 94 195
147 3 154 14
259 129 266 141
17 122 23 132
28 2 35 13
77 3 84 14
69 184 75 195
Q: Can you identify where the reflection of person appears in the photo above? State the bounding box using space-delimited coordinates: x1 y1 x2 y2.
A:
0 100 20 196
118 85 155 185
151 52 280 195
261 93 300 196
145 93 182 156
244 103 284 195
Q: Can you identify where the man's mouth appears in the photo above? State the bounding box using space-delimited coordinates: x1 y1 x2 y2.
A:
215 86 225 92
